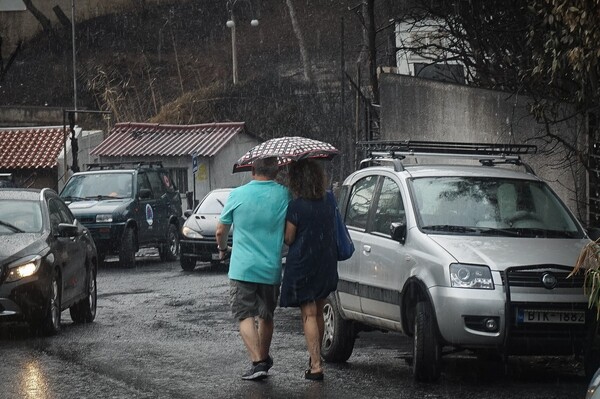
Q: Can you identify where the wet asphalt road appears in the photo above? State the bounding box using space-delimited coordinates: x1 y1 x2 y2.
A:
0 255 591 399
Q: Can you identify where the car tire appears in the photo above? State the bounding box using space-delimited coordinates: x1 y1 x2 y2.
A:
31 268 61 336
584 322 600 379
413 301 442 382
321 293 355 362
180 255 196 271
119 227 136 268
159 224 179 261
97 252 105 267
69 261 98 323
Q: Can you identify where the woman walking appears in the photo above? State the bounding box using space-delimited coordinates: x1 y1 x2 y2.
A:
280 159 338 381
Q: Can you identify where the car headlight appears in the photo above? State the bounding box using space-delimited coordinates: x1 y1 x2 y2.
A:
182 226 204 239
450 263 494 289
96 214 113 223
5 255 42 283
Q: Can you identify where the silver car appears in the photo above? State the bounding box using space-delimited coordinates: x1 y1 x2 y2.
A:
322 141 597 382
179 188 233 271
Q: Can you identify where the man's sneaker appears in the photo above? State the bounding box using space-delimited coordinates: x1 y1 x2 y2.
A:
241 362 269 381
265 355 273 371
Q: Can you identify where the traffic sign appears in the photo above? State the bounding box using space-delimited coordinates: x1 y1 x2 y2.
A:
192 151 198 173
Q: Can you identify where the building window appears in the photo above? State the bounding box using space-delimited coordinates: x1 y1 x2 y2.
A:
169 168 188 193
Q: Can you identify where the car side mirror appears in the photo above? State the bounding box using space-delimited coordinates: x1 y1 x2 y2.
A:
57 223 78 238
184 209 193 218
391 220 407 245
139 189 152 199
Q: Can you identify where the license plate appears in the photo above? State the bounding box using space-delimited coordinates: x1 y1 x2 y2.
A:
211 253 220 260
516 309 585 324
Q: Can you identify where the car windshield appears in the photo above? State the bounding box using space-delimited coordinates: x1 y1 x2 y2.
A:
0 200 43 234
410 176 584 238
61 173 133 200
195 190 231 214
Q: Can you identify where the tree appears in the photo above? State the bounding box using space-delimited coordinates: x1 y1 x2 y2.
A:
393 0 600 170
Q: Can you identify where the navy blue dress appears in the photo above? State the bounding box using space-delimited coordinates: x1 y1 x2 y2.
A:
280 193 338 307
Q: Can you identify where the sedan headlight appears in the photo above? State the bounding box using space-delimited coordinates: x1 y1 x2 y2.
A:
96 214 113 223
182 225 204 239
450 263 494 289
5 255 42 283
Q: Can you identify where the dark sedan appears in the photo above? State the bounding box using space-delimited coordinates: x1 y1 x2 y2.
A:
0 188 98 335
180 188 233 271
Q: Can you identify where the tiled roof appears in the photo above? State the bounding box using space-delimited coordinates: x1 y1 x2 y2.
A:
90 122 246 157
0 126 65 169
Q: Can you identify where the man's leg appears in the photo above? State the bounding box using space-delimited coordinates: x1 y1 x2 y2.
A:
257 317 274 361
239 317 262 362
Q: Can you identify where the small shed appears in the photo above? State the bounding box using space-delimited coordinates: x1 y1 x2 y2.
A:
89 122 260 207
0 126 66 190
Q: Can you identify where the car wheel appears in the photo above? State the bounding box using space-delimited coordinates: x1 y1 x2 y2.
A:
180 255 196 271
321 293 355 362
584 323 600 378
119 227 136 268
413 301 442 382
159 224 179 261
97 252 105 267
70 261 98 323
31 268 61 336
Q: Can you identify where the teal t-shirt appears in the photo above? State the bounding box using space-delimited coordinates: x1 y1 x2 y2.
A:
219 180 290 284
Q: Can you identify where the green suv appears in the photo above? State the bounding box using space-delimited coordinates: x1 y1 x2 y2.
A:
60 162 184 267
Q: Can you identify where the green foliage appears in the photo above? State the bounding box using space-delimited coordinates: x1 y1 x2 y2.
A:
572 239 600 319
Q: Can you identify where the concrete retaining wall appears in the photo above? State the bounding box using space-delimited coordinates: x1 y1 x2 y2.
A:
379 73 586 220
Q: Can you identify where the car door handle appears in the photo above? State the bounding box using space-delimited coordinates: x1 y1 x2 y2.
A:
363 245 371 253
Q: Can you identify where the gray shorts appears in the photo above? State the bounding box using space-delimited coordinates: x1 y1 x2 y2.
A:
229 279 280 321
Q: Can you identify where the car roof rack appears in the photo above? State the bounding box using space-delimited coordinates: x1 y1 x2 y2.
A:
86 161 164 171
357 140 537 174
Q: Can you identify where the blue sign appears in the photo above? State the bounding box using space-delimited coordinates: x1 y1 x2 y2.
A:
192 151 198 173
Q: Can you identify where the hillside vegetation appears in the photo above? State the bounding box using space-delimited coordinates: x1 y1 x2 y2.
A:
2 1 360 140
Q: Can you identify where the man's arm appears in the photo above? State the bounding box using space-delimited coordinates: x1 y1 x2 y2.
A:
216 222 231 259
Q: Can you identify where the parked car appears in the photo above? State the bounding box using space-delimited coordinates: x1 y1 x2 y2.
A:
0 173 16 188
180 188 233 271
588 367 600 399
60 162 184 268
0 188 98 336
322 141 598 382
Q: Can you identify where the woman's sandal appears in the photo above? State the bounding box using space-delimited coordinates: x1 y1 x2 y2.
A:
304 369 324 381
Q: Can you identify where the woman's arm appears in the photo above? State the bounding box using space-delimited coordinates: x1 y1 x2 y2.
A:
284 221 297 246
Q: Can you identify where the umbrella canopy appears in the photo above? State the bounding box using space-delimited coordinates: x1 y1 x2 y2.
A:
233 136 339 173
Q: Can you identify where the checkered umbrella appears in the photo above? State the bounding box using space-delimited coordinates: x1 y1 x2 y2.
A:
232 136 339 173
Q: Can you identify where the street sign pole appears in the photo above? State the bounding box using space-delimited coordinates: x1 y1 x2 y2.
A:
192 151 198 208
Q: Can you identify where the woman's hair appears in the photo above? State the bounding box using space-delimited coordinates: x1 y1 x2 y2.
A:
288 159 326 200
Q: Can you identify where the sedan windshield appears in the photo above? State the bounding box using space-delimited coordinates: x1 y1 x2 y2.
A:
410 176 583 238
0 200 43 234
195 191 231 214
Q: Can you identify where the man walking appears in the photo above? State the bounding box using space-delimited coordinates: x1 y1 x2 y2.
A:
216 157 290 380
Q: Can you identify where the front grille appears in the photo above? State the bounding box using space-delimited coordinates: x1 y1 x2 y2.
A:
500 265 584 289
502 265 593 356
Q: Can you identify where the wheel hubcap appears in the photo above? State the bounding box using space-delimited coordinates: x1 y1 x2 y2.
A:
89 271 97 317
322 304 334 349
50 278 59 327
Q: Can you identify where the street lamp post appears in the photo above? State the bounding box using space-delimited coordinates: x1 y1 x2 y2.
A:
226 0 259 85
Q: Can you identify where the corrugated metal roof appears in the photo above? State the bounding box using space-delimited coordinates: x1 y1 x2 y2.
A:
90 122 246 157
0 126 65 169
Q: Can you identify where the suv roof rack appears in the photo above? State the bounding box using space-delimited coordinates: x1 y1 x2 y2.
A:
357 140 537 174
86 161 164 171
